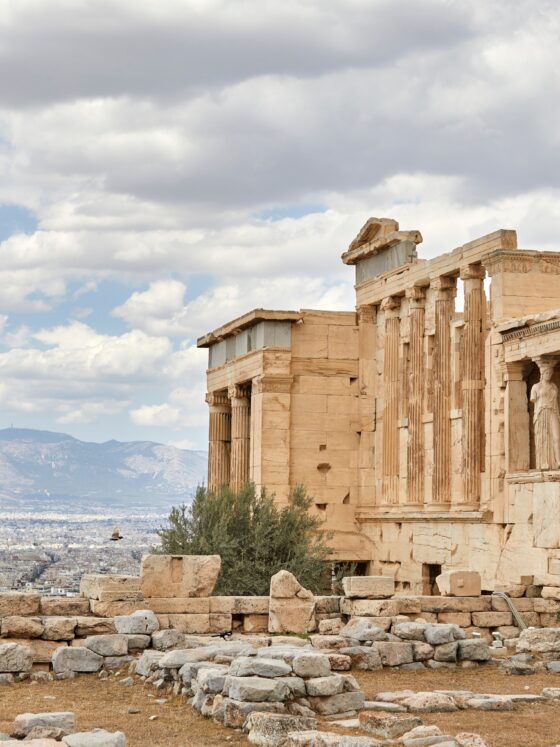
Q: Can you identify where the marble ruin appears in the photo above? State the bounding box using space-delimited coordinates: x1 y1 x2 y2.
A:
198 217 560 594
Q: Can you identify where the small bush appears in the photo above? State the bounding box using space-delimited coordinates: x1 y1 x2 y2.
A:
156 483 331 595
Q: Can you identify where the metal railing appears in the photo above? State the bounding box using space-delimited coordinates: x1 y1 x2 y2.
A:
491 591 527 630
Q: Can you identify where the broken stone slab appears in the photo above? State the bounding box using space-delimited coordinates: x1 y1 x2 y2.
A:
308 690 365 715
435 571 481 597
393 622 429 641
150 629 184 651
340 599 400 617
229 656 292 678
210 596 270 614
74 618 116 637
84 635 128 657
460 695 513 711
80 575 142 602
269 598 315 635
285 732 380 746
499 653 539 675
305 674 347 697
228 675 290 703
362 700 407 712
339 618 389 642
114 610 159 635
359 711 422 738
246 713 317 745
140 554 221 599
327 653 352 671
197 666 228 694
11 712 75 739
455 734 490 747
424 624 465 646
63 729 126 746
0 643 33 673
434 642 458 663
52 647 103 674
222 699 285 728
517 627 560 654
134 650 164 677
342 576 395 599
401 692 458 712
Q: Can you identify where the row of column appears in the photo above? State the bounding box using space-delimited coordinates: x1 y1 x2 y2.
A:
376 264 485 507
206 383 251 492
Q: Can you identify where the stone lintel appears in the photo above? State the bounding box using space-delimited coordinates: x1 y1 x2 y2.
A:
197 308 302 348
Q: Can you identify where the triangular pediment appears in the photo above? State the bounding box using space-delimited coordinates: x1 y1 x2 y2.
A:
348 217 399 252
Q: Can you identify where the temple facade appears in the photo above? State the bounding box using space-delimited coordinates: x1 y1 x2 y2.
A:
198 218 560 593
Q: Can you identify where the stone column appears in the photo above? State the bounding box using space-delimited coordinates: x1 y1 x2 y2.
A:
206 391 231 491
406 286 426 504
431 275 456 505
461 264 485 505
229 383 251 492
357 304 377 506
504 361 530 472
381 296 401 504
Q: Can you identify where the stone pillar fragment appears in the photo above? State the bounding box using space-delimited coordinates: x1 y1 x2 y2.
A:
206 391 231 491
406 286 426 504
431 276 456 505
381 296 401 504
460 264 485 505
229 383 251 491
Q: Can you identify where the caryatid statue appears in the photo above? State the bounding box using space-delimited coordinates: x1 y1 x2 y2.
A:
531 359 560 470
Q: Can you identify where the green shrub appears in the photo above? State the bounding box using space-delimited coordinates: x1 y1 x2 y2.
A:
156 483 331 595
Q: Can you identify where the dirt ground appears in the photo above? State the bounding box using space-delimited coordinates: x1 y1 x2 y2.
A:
1 667 560 747
351 667 560 747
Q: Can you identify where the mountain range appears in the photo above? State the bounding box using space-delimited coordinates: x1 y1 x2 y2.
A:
0 428 207 509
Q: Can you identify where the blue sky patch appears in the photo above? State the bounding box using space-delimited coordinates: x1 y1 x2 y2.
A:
255 203 326 221
0 203 38 242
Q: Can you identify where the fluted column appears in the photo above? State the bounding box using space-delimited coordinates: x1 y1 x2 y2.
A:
381 296 401 504
206 391 231 491
406 286 426 504
229 383 251 492
432 276 457 504
461 264 485 505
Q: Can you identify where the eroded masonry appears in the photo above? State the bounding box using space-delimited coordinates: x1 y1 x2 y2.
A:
197 218 560 593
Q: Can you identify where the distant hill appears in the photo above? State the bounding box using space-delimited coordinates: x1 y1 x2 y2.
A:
0 428 207 509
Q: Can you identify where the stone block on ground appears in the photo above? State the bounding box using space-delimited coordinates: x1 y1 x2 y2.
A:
243 614 269 633
269 571 315 635
11 712 75 739
308 690 365 715
74 618 116 637
39 597 91 616
228 675 290 703
377 642 414 667
84 635 128 657
285 732 380 746
1 616 44 639
435 571 481 597
42 617 77 641
359 711 422 738
517 627 560 654
401 692 458 712
340 646 382 671
424 624 465 645
457 639 491 661
0 592 40 617
339 617 389 642
392 622 428 641
222 699 285 729
150 629 184 651
0 643 33 673
292 653 331 678
246 712 316 746
229 656 292 678
342 576 395 599
63 729 126 746
140 554 220 598
210 596 269 614
114 610 159 635
52 647 103 674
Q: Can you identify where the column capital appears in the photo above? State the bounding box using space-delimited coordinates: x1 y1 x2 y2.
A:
405 286 427 308
380 295 401 317
252 375 293 395
460 263 485 281
504 361 526 381
228 383 251 401
430 274 457 300
206 390 229 408
357 304 376 325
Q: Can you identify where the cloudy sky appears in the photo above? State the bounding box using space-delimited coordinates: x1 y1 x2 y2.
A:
0 0 559 450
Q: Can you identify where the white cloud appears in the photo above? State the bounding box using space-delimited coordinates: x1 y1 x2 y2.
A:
130 386 206 429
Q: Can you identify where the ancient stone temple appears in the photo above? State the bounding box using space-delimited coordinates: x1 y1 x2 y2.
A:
198 217 560 593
